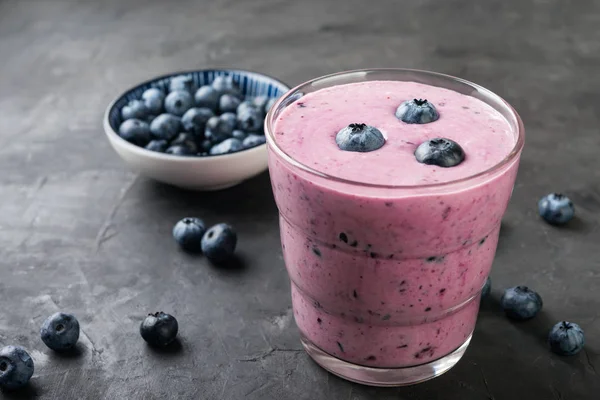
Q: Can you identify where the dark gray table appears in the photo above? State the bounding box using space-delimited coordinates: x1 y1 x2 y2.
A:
1 0 599 399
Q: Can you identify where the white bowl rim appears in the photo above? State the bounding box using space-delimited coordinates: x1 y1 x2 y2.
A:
103 68 290 163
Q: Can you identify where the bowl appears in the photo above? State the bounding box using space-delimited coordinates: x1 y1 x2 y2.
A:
104 69 290 191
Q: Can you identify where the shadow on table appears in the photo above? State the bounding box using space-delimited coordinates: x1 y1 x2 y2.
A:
1 383 40 399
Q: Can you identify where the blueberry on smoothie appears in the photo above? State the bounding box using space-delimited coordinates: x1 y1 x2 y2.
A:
219 94 242 114
173 217 205 252
150 114 181 141
414 138 465 168
209 138 243 155
142 87 165 115
242 134 266 148
140 312 178 347
395 99 439 124
181 107 214 137
201 223 237 263
118 119 151 146
500 286 543 320
0 346 34 390
194 86 220 112
40 312 80 351
335 123 385 152
165 90 194 117
145 139 169 153
538 193 575 225
548 321 585 356
169 74 197 94
121 99 149 121
482 277 492 298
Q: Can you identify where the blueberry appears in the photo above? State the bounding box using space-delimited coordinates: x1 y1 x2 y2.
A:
164 90 194 117
145 139 169 153
166 145 195 156
118 119 151 146
335 123 385 152
140 312 178 347
172 217 205 252
171 133 198 153
396 99 439 124
232 129 247 140
141 87 165 115
211 75 242 98
500 286 543 320
237 107 264 132
242 134 266 148
538 193 575 225
150 114 181 141
201 223 237 263
414 138 465 168
219 94 242 114
0 346 34 390
237 100 256 115
220 112 238 131
481 277 491 298
209 138 243 155
40 312 80 351
252 96 269 111
200 139 212 152
205 116 233 143
145 114 157 124
121 99 149 121
265 97 278 113
548 321 585 356
194 86 219 112
181 107 214 138
169 75 197 94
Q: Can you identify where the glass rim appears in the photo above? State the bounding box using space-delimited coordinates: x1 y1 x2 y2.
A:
264 68 525 190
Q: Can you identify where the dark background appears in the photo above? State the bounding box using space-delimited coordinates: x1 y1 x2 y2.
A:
0 0 599 399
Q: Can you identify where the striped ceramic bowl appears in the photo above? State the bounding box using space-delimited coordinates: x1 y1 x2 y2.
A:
104 69 289 191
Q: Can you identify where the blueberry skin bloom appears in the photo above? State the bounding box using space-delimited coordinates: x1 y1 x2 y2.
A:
548 321 585 356
0 346 34 390
40 312 80 351
173 217 206 252
164 90 194 117
121 99 149 121
201 223 237 263
140 312 179 347
414 138 465 168
209 138 243 155
500 286 543 320
142 87 165 115
335 123 385 152
395 98 439 124
538 193 575 225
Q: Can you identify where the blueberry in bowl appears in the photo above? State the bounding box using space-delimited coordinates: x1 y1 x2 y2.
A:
104 69 289 190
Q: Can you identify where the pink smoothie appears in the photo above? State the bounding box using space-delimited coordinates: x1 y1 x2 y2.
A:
268 80 520 368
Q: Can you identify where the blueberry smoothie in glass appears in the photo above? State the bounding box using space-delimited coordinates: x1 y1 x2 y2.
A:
265 69 524 386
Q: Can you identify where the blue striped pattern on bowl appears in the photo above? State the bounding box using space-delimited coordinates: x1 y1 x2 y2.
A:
108 69 289 131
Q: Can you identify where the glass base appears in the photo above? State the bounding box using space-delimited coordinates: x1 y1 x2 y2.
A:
300 333 472 387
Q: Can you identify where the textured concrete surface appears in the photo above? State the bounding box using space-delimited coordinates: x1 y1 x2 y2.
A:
0 0 599 399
